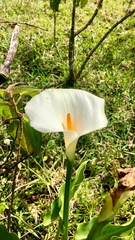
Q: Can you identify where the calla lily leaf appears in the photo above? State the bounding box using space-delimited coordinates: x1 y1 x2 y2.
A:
74 217 98 240
43 197 62 226
75 216 135 240
70 160 88 199
95 217 135 240
43 160 88 226
25 89 108 162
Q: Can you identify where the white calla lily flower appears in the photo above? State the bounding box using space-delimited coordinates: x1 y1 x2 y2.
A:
25 89 108 161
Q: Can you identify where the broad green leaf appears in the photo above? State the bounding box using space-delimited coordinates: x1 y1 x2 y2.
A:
2 105 17 119
23 116 42 155
86 218 107 240
95 217 135 240
12 85 41 97
2 106 18 120
50 0 61 11
98 194 113 222
8 116 42 155
0 99 12 108
78 217 135 240
43 197 62 226
0 224 19 240
0 99 17 119
74 217 98 240
43 183 65 226
70 160 88 199
0 99 10 116
43 161 88 226
59 161 88 219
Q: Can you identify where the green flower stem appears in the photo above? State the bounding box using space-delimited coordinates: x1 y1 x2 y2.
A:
62 159 73 240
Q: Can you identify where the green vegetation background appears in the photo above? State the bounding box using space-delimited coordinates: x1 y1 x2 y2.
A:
0 0 135 239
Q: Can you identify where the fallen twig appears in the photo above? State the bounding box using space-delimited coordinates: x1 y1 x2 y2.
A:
0 24 20 82
0 19 46 31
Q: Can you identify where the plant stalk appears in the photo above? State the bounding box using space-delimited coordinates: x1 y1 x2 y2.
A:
7 92 23 231
67 0 76 86
74 0 103 37
62 160 73 240
76 8 135 80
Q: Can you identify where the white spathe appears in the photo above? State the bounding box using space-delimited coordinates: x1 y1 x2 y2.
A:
25 89 108 161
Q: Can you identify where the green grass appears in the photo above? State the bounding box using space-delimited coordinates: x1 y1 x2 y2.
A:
0 0 135 239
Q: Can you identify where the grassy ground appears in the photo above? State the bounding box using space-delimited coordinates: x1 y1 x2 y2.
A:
0 0 135 239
